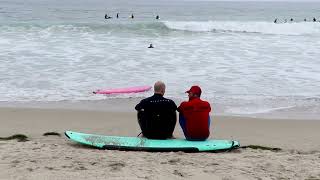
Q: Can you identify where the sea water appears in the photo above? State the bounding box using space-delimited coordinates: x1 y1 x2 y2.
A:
0 0 320 118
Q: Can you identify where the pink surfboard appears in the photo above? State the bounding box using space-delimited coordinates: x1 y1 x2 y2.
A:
93 85 152 94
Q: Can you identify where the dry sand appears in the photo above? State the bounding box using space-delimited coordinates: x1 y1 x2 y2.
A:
1 107 320 180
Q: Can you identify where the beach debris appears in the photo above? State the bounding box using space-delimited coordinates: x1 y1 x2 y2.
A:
241 145 281 152
43 132 61 137
0 134 28 142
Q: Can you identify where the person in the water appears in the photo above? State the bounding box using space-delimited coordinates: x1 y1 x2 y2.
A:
131 14 134 19
313 17 317 22
156 15 160 20
105 14 112 19
148 44 154 48
274 18 278 23
304 18 307 22
116 13 119 18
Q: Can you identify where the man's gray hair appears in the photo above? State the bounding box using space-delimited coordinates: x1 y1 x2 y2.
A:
154 81 166 93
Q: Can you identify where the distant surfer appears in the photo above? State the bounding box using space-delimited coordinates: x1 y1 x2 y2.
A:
274 18 278 23
131 14 134 19
290 18 293 22
148 44 154 48
116 13 119 19
105 14 112 19
304 18 307 22
156 15 160 20
313 17 317 22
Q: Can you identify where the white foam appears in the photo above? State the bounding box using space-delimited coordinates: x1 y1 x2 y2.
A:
163 21 320 35
226 105 296 115
0 23 320 118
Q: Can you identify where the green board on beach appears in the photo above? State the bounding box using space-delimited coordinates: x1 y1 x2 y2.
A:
65 131 240 152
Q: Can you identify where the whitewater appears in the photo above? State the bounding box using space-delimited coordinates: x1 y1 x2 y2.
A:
0 0 320 118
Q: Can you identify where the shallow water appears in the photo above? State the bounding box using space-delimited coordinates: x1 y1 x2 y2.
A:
0 0 320 117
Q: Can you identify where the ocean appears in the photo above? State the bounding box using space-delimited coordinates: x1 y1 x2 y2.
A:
0 0 320 118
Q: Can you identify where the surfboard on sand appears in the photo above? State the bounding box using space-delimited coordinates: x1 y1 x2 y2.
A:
65 131 240 152
93 85 152 94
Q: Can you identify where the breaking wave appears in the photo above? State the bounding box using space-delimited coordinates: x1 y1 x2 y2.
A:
1 20 320 35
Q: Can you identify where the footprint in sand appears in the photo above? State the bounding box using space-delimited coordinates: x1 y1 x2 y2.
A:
168 158 181 165
45 166 55 170
90 162 98 166
75 166 87 170
173 169 185 177
108 162 126 171
11 160 20 167
26 168 35 172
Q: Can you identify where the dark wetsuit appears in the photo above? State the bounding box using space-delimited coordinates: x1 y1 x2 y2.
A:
135 94 177 139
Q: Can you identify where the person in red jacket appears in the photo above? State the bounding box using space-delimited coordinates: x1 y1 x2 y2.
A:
178 85 211 141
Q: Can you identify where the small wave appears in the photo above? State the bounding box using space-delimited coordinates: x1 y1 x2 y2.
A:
0 22 170 34
226 105 296 115
163 21 320 35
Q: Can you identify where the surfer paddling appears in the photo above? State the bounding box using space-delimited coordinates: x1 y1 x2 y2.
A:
104 14 112 19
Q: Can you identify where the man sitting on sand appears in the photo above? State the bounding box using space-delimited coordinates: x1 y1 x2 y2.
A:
135 81 177 139
178 85 211 141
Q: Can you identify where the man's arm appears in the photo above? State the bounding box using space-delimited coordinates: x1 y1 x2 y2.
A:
207 102 211 112
135 100 144 111
171 100 178 111
167 111 177 136
177 101 186 113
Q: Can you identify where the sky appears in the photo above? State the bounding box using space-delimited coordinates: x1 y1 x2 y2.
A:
182 0 320 1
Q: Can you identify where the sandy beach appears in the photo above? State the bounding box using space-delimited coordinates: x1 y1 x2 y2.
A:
1 105 320 180
2 0 320 179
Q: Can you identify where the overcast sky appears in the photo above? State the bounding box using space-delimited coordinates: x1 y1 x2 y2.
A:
183 0 320 1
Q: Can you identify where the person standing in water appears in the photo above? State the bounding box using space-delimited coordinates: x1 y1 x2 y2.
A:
131 14 134 19
156 15 160 20
274 18 278 23
116 13 119 18
105 14 112 19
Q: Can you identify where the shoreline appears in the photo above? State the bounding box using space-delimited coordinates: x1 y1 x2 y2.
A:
0 98 319 120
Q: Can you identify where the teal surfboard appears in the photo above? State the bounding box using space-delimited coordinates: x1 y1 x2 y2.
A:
65 131 240 152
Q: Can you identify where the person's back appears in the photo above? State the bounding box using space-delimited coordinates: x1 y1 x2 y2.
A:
135 81 177 139
178 86 211 141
